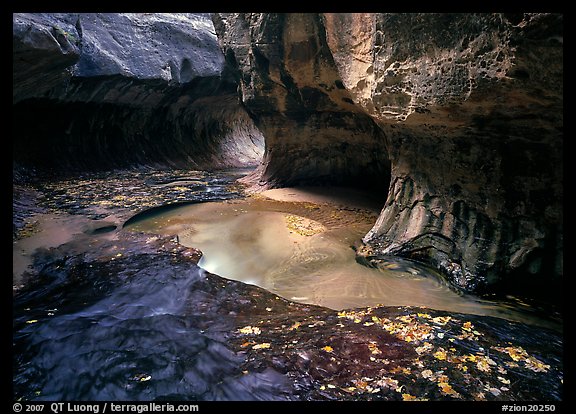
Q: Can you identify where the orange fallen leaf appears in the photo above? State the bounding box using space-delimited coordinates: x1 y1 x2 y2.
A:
438 381 461 398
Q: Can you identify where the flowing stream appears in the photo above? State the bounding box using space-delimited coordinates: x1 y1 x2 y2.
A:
124 190 558 329
13 172 561 401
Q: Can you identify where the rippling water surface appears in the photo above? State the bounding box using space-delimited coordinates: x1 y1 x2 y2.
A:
125 199 556 328
14 174 560 401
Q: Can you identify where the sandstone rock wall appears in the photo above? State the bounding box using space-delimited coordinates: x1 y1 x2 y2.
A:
13 13 264 170
213 13 563 298
212 13 390 188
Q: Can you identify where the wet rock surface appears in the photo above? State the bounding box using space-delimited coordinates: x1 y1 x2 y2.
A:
12 168 246 241
213 13 563 300
13 169 562 401
13 231 563 401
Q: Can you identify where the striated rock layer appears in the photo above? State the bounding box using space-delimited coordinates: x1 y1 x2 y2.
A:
13 13 264 170
213 13 563 298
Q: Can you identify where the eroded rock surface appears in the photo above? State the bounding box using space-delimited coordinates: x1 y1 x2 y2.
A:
13 13 263 170
13 231 562 401
213 13 563 298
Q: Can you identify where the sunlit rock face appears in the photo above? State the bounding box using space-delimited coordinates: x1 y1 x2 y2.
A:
212 13 391 189
13 13 264 170
213 13 562 298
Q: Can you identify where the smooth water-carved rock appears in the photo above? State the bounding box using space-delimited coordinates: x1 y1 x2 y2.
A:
13 13 81 103
213 13 562 298
13 13 264 170
213 13 391 189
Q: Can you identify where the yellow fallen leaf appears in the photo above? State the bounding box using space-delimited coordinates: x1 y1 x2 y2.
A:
402 393 418 401
25 320 39 324
462 321 473 331
368 342 382 355
466 354 478 362
433 349 447 360
139 375 151 382
288 321 301 331
525 356 550 373
431 316 451 325
417 313 431 319
322 346 334 353
238 326 261 335
498 376 511 385
477 359 491 372
252 343 271 350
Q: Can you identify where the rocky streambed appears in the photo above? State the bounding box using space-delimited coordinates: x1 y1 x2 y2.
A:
12 168 562 401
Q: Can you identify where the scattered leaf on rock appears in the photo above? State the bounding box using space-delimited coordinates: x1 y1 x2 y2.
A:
238 326 261 335
252 343 271 350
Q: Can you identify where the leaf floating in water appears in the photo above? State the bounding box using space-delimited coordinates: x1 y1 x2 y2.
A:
25 320 38 324
402 393 418 401
488 387 502 397
140 375 152 382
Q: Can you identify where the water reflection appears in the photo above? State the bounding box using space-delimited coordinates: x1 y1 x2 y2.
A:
125 199 557 329
13 260 294 401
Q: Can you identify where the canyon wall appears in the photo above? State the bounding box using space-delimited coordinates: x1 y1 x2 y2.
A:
13 13 264 170
213 13 563 298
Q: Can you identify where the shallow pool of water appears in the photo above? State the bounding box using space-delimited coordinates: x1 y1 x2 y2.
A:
125 195 557 329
